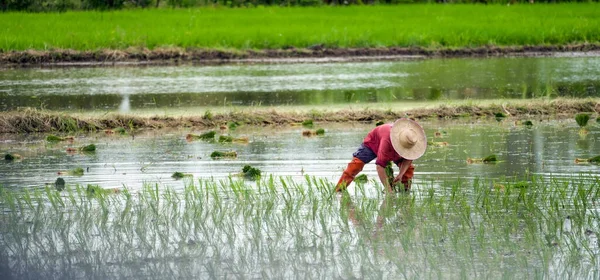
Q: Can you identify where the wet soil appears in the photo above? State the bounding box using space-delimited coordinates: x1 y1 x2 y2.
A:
2 44 600 67
1 98 598 133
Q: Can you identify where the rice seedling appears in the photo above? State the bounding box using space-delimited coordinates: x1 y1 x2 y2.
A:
354 174 368 184
46 134 73 142
172 172 193 180
57 167 84 176
315 128 325 136
4 153 22 161
522 120 534 127
575 113 590 128
467 154 498 164
186 131 216 142
574 156 600 164
218 135 249 144
54 177 65 191
375 121 385 127
210 151 237 159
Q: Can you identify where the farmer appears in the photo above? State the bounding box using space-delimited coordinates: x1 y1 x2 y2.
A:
335 118 427 193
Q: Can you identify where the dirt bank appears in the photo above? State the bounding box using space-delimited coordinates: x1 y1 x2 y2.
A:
1 98 598 133
2 44 600 67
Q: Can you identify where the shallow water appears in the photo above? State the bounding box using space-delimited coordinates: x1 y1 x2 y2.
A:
1 118 599 191
1 56 600 112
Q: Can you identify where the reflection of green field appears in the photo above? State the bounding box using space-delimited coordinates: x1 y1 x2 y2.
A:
1 176 598 278
1 4 599 51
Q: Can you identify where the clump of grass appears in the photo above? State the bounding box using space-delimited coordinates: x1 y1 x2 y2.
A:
467 154 498 164
210 151 237 159
574 156 600 164
46 134 73 142
354 174 368 183
186 131 216 142
57 167 84 176
4 153 22 161
575 113 590 128
172 172 192 180
302 119 314 128
241 165 261 180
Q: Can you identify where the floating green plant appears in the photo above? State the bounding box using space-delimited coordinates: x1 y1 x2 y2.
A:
172 172 192 180
467 154 497 164
302 119 314 128
186 131 216 142
4 153 22 161
574 156 600 164
241 165 261 180
210 151 237 159
57 167 84 176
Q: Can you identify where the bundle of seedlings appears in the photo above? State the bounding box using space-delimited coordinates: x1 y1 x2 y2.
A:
575 113 590 135
218 135 249 143
186 131 216 142
241 165 261 180
302 128 325 137
46 134 74 142
210 150 237 159
57 167 85 176
171 172 193 180
574 156 600 164
66 144 96 154
4 153 22 161
467 154 498 164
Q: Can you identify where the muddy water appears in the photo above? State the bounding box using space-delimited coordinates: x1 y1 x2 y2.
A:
1 56 600 112
1 119 599 191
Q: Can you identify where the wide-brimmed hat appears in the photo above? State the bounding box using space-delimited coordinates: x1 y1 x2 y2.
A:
390 118 427 160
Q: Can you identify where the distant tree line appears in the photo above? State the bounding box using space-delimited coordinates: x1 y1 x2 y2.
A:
1 0 598 12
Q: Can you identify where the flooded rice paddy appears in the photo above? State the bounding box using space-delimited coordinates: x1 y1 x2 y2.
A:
2 55 600 279
1 119 600 279
1 56 600 113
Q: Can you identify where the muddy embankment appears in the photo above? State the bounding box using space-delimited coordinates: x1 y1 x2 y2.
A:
1 99 599 134
2 44 600 66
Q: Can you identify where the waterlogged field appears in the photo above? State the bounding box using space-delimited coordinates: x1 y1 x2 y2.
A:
1 119 600 278
2 56 600 113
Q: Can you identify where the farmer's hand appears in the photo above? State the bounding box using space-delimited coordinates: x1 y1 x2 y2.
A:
393 175 402 184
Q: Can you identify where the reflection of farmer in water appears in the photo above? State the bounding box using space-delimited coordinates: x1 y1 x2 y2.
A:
336 118 427 193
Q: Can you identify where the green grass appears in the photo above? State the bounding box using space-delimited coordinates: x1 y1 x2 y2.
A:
1 4 599 51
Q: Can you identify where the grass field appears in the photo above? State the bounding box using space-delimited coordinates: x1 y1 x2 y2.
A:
2 4 599 51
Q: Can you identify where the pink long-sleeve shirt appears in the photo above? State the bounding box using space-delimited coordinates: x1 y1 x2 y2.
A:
363 124 402 167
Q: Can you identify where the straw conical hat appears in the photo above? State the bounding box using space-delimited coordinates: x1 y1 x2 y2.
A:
390 118 427 160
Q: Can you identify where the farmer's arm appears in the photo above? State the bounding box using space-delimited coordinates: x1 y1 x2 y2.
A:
394 160 413 183
376 164 394 193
